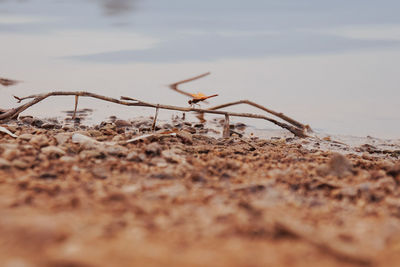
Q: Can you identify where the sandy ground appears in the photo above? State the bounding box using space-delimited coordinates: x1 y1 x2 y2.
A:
0 117 400 267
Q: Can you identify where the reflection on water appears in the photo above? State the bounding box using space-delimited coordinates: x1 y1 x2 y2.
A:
0 0 399 138
96 0 136 16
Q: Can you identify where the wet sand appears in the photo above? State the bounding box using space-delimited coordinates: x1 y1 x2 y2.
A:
0 117 400 267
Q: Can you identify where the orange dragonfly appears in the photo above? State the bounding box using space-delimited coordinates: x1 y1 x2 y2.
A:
188 93 218 105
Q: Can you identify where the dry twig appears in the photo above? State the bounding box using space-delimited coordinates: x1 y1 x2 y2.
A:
208 100 310 131
223 114 230 138
4 91 308 137
169 72 211 98
152 105 160 132
72 95 79 119
169 73 310 134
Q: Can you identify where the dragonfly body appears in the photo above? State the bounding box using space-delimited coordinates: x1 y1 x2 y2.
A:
188 93 218 105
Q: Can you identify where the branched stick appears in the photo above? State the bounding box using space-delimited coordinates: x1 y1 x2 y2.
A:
169 72 211 98
169 73 310 132
4 91 308 137
208 100 310 131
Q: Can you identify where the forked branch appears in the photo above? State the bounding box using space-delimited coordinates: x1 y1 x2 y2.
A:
168 73 311 132
3 91 309 138
208 100 311 132
169 72 211 98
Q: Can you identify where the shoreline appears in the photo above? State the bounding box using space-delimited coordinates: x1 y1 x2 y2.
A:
0 117 400 266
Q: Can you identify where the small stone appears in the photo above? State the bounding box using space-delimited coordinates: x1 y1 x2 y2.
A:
105 145 128 156
145 143 162 156
198 129 209 134
54 133 71 146
79 150 105 159
177 131 193 145
12 159 30 169
115 120 131 127
235 122 246 131
6 125 17 132
121 184 140 194
191 173 206 183
60 156 76 163
127 151 146 162
87 130 103 137
150 157 168 167
72 133 99 149
91 166 108 179
328 153 353 177
41 146 66 158
162 123 172 129
387 163 400 178
193 123 204 129
134 119 152 128
40 123 57 129
31 119 44 128
20 116 33 125
2 148 20 161
38 172 58 179
150 172 175 180
161 149 185 163
29 135 49 148
139 126 151 132
0 143 19 150
184 127 197 134
111 135 125 142
333 186 358 199
0 158 11 169
18 133 33 141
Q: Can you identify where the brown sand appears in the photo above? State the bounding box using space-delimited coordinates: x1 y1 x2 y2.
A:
0 119 400 267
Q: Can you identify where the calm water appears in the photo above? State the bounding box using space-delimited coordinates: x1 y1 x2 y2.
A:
0 0 399 138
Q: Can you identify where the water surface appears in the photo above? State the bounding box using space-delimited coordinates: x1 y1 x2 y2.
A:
1 0 399 138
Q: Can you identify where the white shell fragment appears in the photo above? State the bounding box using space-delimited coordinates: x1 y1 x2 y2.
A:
0 126 18 138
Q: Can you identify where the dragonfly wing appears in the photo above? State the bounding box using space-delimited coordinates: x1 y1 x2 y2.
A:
191 92 206 99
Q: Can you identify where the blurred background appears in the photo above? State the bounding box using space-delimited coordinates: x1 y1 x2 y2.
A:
0 0 399 138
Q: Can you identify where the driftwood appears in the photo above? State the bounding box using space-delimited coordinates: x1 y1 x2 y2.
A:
169 72 211 98
2 91 308 137
168 72 311 135
223 114 230 138
0 72 311 137
151 105 160 132
208 100 310 132
72 95 79 119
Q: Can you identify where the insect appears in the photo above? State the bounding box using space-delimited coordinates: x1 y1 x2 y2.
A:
188 93 218 106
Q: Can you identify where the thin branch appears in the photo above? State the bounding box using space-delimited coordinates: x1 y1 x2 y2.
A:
151 105 160 132
72 95 79 120
208 100 310 131
169 72 211 98
4 91 308 138
223 114 230 138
